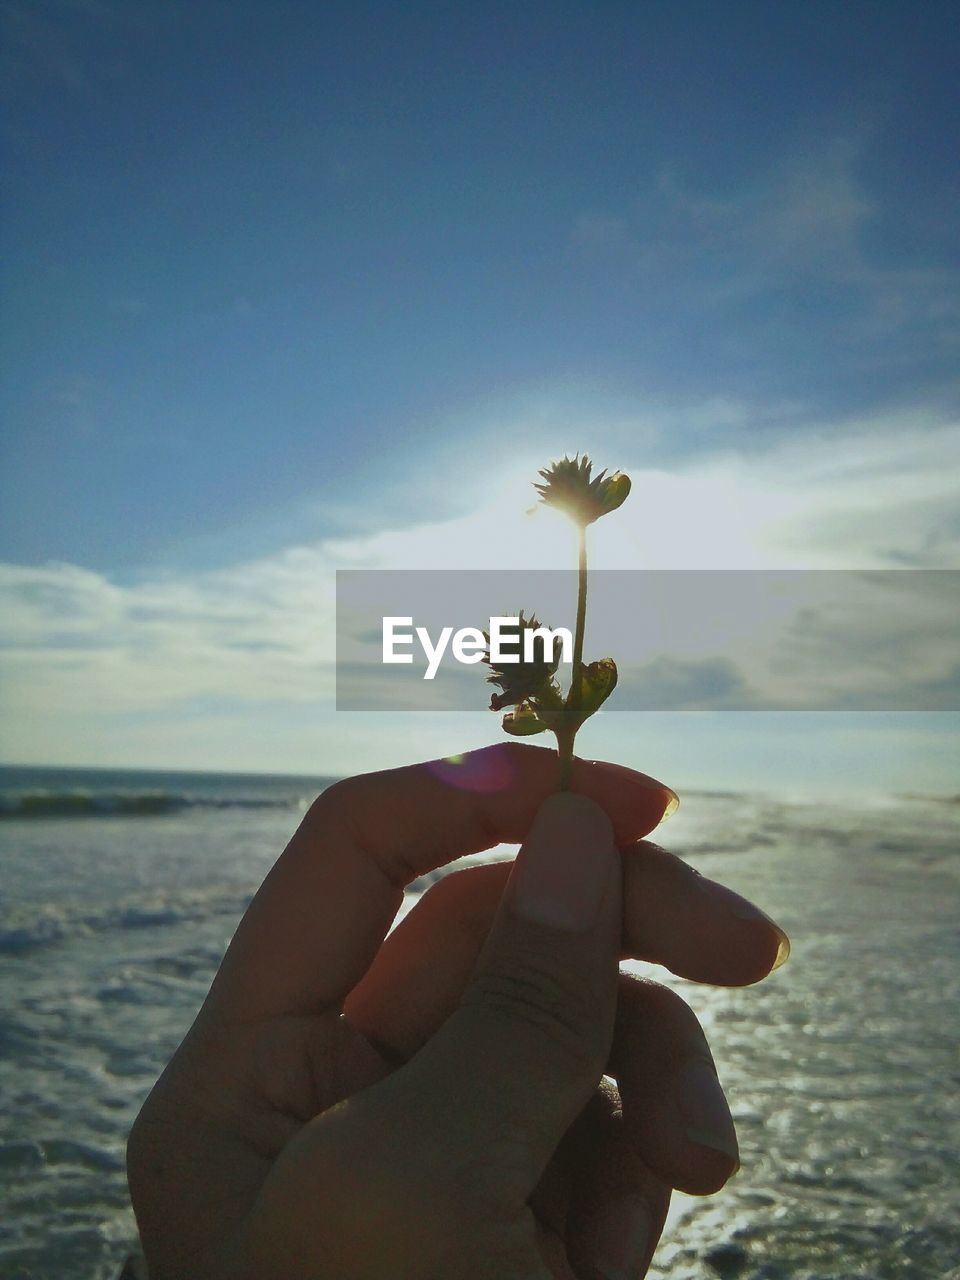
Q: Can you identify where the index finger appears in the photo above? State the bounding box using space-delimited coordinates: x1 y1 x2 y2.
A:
206 742 677 1023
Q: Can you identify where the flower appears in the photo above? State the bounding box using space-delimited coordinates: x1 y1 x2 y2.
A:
480 453 631 787
483 611 562 711
534 454 631 526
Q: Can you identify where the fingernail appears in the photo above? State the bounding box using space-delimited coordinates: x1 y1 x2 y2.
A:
697 878 791 969
770 929 791 969
675 1058 740 1169
508 792 615 931
660 787 680 822
591 761 680 824
591 1193 651 1280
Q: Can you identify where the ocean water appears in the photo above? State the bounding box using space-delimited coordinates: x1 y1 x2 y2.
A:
0 765 958 1280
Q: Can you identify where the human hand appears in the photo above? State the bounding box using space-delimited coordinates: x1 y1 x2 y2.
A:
127 743 788 1279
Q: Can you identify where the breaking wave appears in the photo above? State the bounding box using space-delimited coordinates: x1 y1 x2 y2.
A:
0 886 256 955
0 789 304 819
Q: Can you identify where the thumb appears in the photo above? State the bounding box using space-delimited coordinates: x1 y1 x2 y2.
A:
413 791 622 1183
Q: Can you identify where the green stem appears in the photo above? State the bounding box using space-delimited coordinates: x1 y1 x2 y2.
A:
556 726 575 791
573 524 588 683
558 525 588 791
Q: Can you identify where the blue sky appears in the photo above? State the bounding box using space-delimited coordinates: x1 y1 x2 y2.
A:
1 0 958 791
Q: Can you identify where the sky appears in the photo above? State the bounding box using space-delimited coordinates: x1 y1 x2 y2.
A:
1 0 958 794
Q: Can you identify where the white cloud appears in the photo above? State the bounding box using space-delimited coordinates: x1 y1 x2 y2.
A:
1 406 957 768
0 550 336 723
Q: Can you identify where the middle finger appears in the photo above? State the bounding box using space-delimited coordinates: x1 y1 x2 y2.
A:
344 843 788 1060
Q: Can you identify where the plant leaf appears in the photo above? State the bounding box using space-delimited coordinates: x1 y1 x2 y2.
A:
598 472 631 517
574 657 619 721
501 703 550 736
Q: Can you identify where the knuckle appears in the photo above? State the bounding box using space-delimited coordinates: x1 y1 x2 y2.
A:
466 943 608 1078
424 866 499 935
619 970 711 1047
619 970 685 1017
490 739 536 766
309 774 362 822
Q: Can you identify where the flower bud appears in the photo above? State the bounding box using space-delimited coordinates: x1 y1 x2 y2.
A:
534 454 632 526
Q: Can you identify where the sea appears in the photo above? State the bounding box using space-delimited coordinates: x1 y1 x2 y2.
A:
1 764 958 1280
